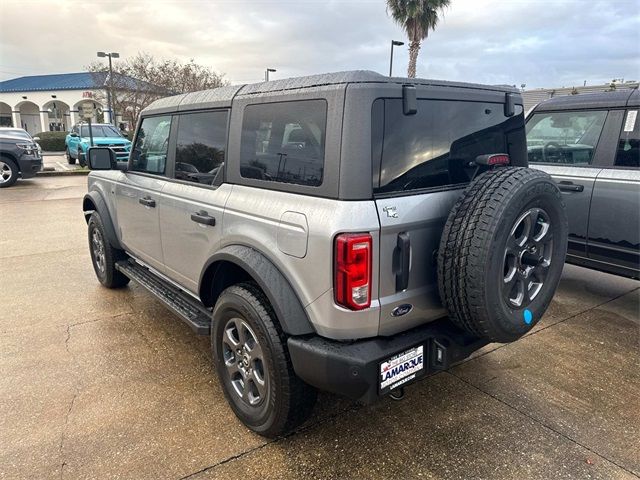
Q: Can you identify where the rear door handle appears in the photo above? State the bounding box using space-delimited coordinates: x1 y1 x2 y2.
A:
139 197 156 207
191 210 216 226
557 181 584 192
394 232 411 292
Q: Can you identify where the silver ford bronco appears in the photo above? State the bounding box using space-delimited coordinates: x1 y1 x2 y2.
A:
83 71 568 437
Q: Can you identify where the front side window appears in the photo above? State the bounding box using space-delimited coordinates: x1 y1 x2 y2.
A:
130 115 172 175
615 109 639 168
372 99 525 194
526 110 607 165
174 111 228 185
240 100 327 187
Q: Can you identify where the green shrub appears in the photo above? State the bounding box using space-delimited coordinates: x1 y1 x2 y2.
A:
34 131 68 152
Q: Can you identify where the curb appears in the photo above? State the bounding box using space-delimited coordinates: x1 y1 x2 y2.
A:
37 169 90 177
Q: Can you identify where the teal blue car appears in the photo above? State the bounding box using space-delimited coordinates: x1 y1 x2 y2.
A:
65 123 131 166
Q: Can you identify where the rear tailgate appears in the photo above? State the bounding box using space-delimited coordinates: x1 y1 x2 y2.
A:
372 95 526 336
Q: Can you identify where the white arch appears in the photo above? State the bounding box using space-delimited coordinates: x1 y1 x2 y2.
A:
72 99 104 125
15 101 41 134
42 100 71 131
0 102 11 127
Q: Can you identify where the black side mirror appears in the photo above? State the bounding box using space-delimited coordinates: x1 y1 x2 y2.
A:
70 132 79 138
87 147 117 170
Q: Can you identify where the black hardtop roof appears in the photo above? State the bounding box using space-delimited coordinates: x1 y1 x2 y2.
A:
142 70 519 115
533 88 639 112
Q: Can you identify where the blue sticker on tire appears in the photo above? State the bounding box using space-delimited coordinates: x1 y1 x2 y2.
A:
524 309 533 325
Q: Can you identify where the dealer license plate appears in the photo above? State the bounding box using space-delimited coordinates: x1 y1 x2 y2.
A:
379 345 425 394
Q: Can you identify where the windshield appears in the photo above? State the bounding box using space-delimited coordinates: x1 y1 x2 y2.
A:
80 125 121 137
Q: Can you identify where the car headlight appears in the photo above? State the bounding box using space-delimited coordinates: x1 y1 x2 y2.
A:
16 143 38 155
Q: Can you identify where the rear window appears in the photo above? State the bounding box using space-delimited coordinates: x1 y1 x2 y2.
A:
372 98 525 195
240 100 327 187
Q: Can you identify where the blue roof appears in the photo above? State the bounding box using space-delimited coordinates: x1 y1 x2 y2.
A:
0 72 163 93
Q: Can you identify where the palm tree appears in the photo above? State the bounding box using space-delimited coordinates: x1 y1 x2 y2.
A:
387 0 451 78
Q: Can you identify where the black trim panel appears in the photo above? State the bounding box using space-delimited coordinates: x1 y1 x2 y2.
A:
199 245 315 336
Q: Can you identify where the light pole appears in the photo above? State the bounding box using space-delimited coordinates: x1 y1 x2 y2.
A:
97 51 120 126
265 68 276 81
389 40 404 77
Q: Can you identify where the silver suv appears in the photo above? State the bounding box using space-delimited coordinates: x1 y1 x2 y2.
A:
82 71 568 437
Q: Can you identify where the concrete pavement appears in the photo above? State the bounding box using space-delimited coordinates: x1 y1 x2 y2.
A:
41 153 86 174
1 175 638 480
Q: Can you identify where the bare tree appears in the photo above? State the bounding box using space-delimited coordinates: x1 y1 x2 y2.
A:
87 53 229 128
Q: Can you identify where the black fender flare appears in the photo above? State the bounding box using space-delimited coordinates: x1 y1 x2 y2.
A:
83 191 122 250
199 245 315 336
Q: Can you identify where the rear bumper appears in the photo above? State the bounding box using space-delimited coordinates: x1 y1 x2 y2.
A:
18 155 43 178
287 319 488 404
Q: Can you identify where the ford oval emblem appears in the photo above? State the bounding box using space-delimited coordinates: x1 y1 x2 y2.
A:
392 304 413 317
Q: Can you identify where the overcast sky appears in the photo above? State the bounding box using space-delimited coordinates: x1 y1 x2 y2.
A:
1 0 639 89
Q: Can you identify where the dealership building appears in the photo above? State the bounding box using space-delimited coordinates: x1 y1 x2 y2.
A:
0 72 149 134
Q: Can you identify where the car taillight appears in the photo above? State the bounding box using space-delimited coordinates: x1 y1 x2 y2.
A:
475 153 510 166
335 233 372 310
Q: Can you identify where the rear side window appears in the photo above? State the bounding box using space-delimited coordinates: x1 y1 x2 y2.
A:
372 99 525 195
615 109 639 168
175 110 228 185
240 100 327 187
526 110 607 166
131 115 172 175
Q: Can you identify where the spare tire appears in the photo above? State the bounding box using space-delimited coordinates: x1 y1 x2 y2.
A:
438 167 568 343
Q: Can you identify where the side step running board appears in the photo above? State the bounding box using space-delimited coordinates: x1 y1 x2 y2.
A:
115 259 211 335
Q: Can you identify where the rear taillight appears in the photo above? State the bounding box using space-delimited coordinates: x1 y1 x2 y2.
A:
334 233 372 310
475 153 510 166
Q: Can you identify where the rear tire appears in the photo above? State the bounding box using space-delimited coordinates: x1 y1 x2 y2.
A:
78 151 86 168
211 283 317 438
438 167 568 343
88 212 130 288
0 157 19 188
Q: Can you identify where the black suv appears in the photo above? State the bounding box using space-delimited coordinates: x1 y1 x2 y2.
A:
0 133 42 187
527 89 639 279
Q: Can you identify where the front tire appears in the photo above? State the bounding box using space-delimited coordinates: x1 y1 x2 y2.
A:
212 283 317 438
78 150 86 167
66 148 76 165
88 213 130 288
0 157 19 188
